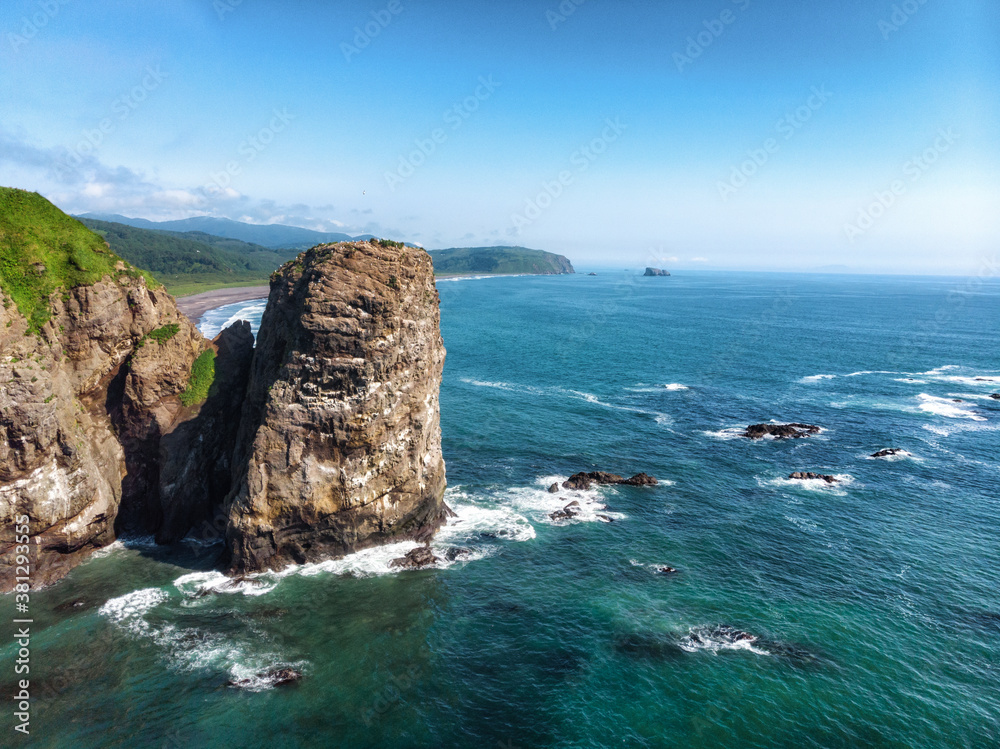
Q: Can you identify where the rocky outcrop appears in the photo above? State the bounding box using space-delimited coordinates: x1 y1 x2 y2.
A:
389 545 439 570
788 472 838 484
871 448 907 459
991 394 1000 400
223 241 449 573
562 471 658 491
550 501 581 521
0 272 226 589
744 423 821 440
644 268 671 277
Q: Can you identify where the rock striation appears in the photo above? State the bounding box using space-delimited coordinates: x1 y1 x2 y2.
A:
223 241 449 573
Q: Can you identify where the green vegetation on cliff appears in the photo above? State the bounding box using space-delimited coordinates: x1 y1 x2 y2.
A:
0 187 158 333
428 246 575 276
180 350 216 406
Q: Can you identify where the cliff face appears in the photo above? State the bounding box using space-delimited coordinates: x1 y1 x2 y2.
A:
0 275 206 588
224 241 448 572
1 191 449 589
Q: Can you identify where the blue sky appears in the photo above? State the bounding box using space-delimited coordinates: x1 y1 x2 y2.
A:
1 0 997 273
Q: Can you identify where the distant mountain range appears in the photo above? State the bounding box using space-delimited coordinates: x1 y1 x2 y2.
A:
73 213 575 295
76 213 376 250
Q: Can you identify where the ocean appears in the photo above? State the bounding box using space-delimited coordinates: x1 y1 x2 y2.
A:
6 271 1000 748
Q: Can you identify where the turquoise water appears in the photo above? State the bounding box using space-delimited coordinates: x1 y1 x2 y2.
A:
5 272 1000 748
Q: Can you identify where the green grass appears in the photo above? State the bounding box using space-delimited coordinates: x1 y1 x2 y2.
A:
158 274 272 298
179 350 215 406
146 323 180 344
0 187 160 332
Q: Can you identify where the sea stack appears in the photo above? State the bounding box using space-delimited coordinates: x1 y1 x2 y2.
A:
644 268 671 277
223 240 449 573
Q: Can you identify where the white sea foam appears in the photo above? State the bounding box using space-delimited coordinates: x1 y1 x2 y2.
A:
198 301 267 339
506 475 626 524
800 374 836 383
663 383 689 391
678 626 770 656
917 394 985 421
934 375 1000 387
762 474 855 495
99 588 169 634
174 571 277 598
704 427 746 441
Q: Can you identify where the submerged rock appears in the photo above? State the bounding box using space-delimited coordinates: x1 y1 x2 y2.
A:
444 547 473 562
227 667 302 689
744 423 821 440
788 472 838 484
550 501 582 521
390 545 440 569
652 566 679 575
871 448 906 458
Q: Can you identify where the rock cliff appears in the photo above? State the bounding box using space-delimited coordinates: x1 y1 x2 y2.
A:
0 190 450 590
223 240 449 572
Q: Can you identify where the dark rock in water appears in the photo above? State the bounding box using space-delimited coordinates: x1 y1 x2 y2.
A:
652 566 678 575
952 399 963 403
389 545 439 569
613 633 684 660
550 502 583 521
871 448 906 458
562 471 657 490
596 515 614 523
644 267 671 277
587 272 598 276
54 598 88 613
991 394 1000 400
219 575 267 591
621 473 658 486
788 472 838 484
548 483 560 493
744 423 821 440
227 666 302 689
444 547 473 562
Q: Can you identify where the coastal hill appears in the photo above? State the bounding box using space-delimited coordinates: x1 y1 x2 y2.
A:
77 212 373 250
0 188 448 589
78 217 299 296
429 246 574 276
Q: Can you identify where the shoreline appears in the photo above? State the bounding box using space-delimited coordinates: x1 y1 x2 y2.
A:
175 285 270 322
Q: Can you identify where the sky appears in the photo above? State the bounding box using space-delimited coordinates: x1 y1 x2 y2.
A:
1 0 998 273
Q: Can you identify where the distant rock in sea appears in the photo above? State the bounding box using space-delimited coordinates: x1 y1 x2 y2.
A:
587 272 598 276
992 394 1000 400
743 423 821 440
871 448 907 459
644 268 671 277
788 472 838 484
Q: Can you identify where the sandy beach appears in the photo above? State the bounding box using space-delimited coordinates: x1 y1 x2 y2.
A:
175 285 270 322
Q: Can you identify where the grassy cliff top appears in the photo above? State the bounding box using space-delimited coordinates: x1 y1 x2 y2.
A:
0 187 158 332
